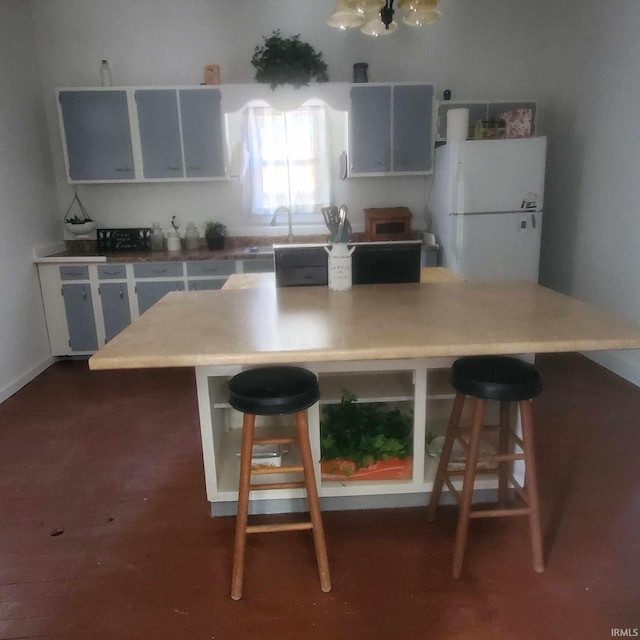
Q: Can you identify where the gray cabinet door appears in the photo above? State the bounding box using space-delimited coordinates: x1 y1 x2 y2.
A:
136 281 185 314
179 89 226 178
59 91 135 181
99 283 131 342
188 279 226 291
350 85 391 174
243 258 274 274
393 84 434 173
135 89 183 179
61 283 99 351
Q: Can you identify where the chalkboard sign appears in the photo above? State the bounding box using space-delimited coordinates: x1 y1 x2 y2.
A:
97 228 151 252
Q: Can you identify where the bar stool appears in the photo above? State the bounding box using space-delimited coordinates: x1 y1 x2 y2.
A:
427 355 544 578
228 366 331 600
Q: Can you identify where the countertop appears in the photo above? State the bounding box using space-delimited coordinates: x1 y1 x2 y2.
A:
34 235 432 264
88 281 640 370
221 268 463 290
33 246 274 264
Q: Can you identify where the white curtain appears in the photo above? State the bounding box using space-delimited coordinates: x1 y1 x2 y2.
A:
242 105 331 216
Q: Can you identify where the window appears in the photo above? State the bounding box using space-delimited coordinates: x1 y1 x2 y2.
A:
243 105 331 216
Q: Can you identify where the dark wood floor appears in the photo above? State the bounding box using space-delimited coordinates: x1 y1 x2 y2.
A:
1 353 639 639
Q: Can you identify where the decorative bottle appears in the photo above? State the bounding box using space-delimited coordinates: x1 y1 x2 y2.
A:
185 222 200 251
100 60 113 87
150 223 164 251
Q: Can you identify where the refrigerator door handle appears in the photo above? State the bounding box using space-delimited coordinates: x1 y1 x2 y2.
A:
449 209 543 216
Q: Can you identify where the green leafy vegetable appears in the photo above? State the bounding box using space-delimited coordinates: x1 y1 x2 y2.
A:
320 390 412 469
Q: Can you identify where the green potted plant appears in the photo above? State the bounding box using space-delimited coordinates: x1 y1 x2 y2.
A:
251 30 329 90
63 190 96 237
320 390 413 481
204 221 227 250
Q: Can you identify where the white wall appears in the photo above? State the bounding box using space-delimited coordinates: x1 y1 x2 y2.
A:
0 1 60 401
537 0 640 384
29 0 547 238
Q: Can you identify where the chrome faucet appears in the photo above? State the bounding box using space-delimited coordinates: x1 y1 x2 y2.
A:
270 206 294 243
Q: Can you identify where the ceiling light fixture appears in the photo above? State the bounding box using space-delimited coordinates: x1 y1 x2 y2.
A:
328 0 441 37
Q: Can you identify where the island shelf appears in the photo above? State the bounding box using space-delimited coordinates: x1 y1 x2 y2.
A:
196 357 504 516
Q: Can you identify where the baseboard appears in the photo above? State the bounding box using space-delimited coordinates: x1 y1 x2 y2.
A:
582 350 640 388
209 488 498 517
0 356 55 404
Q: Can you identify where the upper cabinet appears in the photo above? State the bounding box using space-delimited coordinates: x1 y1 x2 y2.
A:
349 83 435 177
56 87 227 184
58 90 136 182
179 89 226 178
135 88 225 180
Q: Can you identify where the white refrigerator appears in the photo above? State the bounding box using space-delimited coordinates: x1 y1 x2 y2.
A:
429 137 547 281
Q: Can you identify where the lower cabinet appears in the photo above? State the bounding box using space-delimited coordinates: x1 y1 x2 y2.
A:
99 282 131 342
136 281 185 314
188 279 224 291
37 257 271 355
61 283 99 352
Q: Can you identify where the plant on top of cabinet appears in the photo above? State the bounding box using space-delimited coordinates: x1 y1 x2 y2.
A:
251 30 329 90
320 390 413 481
205 221 227 250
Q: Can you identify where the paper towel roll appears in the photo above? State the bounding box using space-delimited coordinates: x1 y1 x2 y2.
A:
446 108 469 142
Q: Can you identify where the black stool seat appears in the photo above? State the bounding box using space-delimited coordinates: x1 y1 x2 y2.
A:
229 365 320 416
451 356 542 401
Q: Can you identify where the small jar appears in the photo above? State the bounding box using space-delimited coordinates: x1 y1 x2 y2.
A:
184 221 200 251
166 231 181 252
151 223 164 251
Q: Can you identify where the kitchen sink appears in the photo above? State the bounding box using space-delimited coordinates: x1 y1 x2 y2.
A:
243 246 274 256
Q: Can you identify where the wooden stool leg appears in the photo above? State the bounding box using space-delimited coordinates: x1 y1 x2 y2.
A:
519 400 544 573
231 413 256 600
498 400 510 509
295 410 332 593
427 393 466 522
452 398 485 578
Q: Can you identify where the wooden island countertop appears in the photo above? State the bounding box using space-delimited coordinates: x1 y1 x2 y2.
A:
89 278 640 371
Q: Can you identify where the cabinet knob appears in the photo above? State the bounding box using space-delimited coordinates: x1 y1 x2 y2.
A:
166 166 182 171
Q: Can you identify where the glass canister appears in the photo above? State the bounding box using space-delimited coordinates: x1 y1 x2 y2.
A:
185 221 200 251
474 119 507 140
151 222 164 251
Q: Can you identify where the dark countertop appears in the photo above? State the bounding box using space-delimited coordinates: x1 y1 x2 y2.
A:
43 247 267 263
38 234 334 264
35 233 428 264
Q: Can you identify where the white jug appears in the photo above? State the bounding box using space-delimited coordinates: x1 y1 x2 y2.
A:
325 243 355 291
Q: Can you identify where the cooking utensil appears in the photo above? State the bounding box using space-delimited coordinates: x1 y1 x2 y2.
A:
336 205 347 243
322 205 352 241
322 206 339 236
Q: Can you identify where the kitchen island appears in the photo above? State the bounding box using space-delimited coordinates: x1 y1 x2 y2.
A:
89 280 640 515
